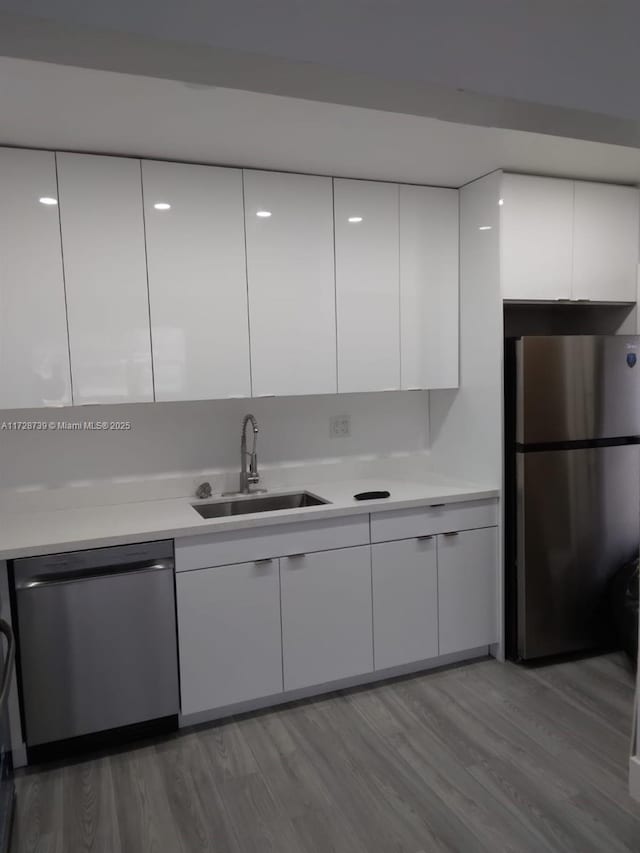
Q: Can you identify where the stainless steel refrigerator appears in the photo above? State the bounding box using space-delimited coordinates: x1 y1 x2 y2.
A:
505 335 640 661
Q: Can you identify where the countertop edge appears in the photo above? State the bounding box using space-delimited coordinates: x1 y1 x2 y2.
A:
0 486 500 561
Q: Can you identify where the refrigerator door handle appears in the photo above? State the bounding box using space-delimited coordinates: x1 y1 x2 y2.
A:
0 619 15 714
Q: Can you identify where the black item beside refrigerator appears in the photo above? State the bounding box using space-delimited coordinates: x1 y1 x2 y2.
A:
505 335 640 661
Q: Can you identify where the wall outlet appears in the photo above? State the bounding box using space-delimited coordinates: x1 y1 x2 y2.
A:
330 414 351 438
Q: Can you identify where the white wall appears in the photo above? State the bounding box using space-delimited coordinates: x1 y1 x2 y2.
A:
0 391 429 497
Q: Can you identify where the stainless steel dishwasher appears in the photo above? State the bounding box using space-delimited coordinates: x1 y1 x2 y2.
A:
12 540 179 756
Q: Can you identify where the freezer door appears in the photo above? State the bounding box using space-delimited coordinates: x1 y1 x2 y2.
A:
517 443 640 659
516 335 640 444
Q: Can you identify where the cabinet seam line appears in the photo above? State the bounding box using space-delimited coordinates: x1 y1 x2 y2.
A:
241 171 255 396
332 178 339 392
397 184 402 390
278 558 285 692
369 539 375 671
139 160 157 401
54 152 75 405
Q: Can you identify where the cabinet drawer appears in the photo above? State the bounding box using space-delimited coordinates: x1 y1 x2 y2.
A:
370 499 497 543
176 515 370 571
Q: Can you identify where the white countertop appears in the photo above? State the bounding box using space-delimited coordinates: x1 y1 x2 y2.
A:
0 478 499 560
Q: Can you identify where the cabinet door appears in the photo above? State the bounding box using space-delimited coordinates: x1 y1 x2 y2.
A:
56 153 153 404
142 161 251 401
244 170 336 396
500 174 573 301
572 181 639 303
0 148 71 408
334 179 400 392
281 546 373 690
176 560 283 715
400 185 459 389
372 537 438 670
438 527 498 655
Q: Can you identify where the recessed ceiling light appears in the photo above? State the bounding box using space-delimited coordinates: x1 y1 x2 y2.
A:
478 225 492 231
39 197 57 206
154 202 171 211
256 210 272 218
498 198 504 206
348 216 363 223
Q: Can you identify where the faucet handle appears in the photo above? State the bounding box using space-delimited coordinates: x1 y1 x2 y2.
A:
249 450 259 481
195 481 213 500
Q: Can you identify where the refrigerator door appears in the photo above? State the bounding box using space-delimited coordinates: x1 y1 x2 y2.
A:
516 335 640 444
517 443 640 659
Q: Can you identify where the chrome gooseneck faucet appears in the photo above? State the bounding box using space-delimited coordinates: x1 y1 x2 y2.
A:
239 413 264 494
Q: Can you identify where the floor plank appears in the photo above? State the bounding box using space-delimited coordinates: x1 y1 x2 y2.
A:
11 652 640 853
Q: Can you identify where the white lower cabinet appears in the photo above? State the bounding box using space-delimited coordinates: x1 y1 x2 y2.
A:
280 546 373 691
174 509 499 718
371 537 439 670
176 560 283 715
437 527 498 655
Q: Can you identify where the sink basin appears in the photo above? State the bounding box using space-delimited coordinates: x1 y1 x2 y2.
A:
192 491 330 519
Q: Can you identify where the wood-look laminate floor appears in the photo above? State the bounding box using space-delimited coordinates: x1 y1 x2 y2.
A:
11 652 640 853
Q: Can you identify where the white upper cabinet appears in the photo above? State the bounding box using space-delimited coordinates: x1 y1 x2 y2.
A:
399 185 459 390
501 173 639 303
0 148 71 409
142 161 251 401
244 170 336 397
500 173 574 301
334 179 400 393
572 181 639 303
56 153 153 404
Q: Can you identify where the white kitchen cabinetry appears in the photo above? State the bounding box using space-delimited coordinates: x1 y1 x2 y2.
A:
0 148 71 408
500 173 574 302
400 185 459 389
175 515 369 571
56 153 153 404
572 181 639 303
437 527 498 655
334 179 400 392
171 499 497 720
280 546 373 690
142 161 251 401
501 173 639 303
244 170 336 397
372 536 439 670
370 499 498 543
176 560 283 715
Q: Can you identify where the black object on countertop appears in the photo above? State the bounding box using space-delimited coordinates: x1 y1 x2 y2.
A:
354 490 390 501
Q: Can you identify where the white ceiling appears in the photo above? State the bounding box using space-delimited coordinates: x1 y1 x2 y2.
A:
2 58 640 188
3 0 640 122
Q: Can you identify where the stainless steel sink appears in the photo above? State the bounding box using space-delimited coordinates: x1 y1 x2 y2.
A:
192 491 330 519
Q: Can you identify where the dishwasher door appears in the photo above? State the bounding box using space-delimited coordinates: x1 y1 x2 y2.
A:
13 541 179 747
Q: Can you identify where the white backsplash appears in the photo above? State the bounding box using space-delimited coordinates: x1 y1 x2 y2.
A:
0 391 433 510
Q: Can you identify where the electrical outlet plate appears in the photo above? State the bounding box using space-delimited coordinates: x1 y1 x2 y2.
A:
330 414 351 438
